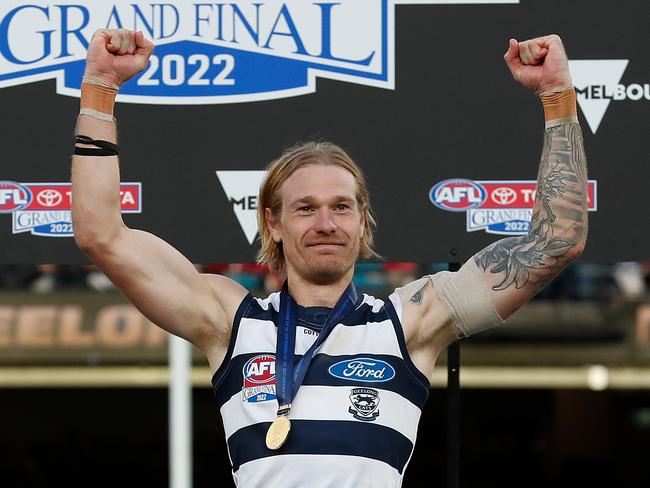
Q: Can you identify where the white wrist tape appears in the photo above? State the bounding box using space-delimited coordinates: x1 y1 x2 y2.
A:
79 107 116 122
429 259 504 338
82 75 120 90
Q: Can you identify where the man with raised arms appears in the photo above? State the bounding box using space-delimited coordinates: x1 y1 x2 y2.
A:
72 29 588 487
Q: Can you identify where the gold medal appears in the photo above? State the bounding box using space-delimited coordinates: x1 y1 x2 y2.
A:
266 414 291 450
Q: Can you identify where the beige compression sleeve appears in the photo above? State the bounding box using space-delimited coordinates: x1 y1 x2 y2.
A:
429 259 504 338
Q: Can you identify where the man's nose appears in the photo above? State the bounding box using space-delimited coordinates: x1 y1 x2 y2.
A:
313 207 337 233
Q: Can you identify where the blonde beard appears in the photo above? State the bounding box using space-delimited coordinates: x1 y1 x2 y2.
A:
299 259 355 285
286 250 358 286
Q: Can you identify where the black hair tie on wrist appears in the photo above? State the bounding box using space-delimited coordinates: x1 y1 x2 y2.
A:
74 135 119 157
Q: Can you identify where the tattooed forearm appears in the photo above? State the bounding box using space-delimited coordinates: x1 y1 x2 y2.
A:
474 123 588 292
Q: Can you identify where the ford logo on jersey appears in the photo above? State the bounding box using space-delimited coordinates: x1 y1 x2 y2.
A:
328 358 395 382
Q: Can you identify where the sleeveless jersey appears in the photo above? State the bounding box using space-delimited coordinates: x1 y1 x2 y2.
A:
211 291 430 488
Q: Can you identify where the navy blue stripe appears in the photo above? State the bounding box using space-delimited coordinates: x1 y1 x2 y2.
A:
243 296 279 321
212 350 428 410
304 353 428 408
339 302 391 326
211 294 255 390
228 420 413 474
383 298 431 392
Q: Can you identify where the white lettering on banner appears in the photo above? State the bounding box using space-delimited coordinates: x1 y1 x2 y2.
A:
0 188 27 205
569 59 650 134
0 1 517 105
436 186 483 204
521 188 536 203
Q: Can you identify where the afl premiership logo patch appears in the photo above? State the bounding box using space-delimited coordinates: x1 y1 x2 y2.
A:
242 354 276 403
348 388 380 422
328 358 395 382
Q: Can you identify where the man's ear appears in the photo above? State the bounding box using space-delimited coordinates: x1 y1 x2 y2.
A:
265 208 282 243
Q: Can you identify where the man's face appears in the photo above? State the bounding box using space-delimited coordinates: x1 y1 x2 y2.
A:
267 164 365 285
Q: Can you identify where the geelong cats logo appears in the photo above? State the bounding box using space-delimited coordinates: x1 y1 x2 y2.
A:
348 387 380 421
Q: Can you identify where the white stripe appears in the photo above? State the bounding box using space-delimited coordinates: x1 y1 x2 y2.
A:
388 292 403 321
253 293 280 312
233 318 320 357
359 293 386 312
234 454 402 488
233 317 403 359
220 385 421 445
232 317 275 357
316 319 403 358
254 292 382 312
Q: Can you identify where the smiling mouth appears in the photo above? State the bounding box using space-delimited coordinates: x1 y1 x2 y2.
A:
307 242 344 247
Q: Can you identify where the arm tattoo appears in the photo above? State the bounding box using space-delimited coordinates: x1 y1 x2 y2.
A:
474 123 588 292
410 288 424 305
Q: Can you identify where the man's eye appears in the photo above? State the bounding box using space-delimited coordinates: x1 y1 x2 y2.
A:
299 206 313 212
335 204 350 211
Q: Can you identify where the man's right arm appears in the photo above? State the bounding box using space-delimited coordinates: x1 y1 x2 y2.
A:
71 29 247 369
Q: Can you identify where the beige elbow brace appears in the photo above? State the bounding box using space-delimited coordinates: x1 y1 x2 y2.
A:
429 259 504 338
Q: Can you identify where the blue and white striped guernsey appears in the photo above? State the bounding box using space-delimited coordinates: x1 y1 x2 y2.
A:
212 290 430 488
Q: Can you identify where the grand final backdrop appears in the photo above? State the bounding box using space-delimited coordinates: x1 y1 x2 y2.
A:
0 0 646 264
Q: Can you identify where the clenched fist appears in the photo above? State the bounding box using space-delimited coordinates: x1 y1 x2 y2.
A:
84 29 154 88
504 34 572 96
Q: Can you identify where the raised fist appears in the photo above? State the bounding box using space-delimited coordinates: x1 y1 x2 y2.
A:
504 34 572 96
84 29 154 88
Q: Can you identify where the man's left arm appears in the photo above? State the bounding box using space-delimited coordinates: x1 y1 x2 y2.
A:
474 111 587 318
400 35 588 371
474 34 588 319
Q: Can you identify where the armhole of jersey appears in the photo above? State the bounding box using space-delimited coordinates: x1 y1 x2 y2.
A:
384 295 431 392
211 293 255 390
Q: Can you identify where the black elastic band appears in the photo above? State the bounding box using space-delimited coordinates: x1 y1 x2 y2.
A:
74 135 119 157
74 146 119 156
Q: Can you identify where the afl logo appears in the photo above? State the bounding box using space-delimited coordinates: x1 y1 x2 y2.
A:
243 354 276 386
429 178 487 212
0 181 32 213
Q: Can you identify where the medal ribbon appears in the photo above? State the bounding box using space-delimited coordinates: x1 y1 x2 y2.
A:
275 280 360 416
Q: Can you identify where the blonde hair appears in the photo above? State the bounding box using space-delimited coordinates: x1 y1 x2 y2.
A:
256 141 379 271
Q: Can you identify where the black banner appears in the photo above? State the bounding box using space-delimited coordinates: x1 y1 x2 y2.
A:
0 0 646 264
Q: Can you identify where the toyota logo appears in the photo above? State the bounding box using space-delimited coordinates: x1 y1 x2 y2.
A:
491 187 517 205
36 189 62 207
